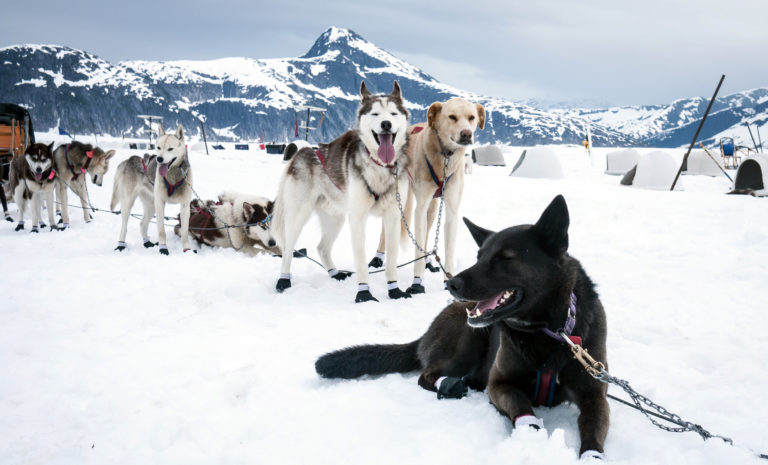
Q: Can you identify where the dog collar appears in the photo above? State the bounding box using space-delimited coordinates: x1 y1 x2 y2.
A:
540 292 581 345
432 128 455 158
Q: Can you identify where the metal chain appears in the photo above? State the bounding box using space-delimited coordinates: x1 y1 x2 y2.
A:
561 334 733 444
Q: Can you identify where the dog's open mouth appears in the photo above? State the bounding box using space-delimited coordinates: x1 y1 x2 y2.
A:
465 288 546 330
33 172 43 181
467 289 522 319
158 157 176 177
372 131 396 165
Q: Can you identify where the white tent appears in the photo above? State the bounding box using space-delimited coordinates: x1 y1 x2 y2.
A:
731 155 768 196
683 149 724 177
620 150 683 190
283 140 311 161
605 149 641 175
472 145 506 166
509 147 563 179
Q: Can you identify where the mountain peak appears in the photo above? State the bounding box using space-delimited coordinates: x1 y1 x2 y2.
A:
302 27 368 58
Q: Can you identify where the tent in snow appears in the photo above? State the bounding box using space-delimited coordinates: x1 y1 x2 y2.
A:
605 149 640 175
509 147 563 179
682 150 723 176
620 150 683 190
729 155 768 196
282 140 311 161
472 145 505 166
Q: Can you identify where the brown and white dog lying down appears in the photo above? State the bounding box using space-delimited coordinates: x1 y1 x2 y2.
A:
370 98 485 294
175 192 278 256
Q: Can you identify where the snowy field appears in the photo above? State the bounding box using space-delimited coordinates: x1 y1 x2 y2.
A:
2 136 767 464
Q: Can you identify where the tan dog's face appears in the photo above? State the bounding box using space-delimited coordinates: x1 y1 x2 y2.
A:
88 149 116 186
427 98 485 149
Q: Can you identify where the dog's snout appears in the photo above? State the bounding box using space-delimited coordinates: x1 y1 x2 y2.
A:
459 130 473 143
157 156 164 163
380 120 392 132
268 239 276 247
446 276 463 296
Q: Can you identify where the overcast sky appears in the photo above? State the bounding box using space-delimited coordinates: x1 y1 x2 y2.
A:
3 0 766 106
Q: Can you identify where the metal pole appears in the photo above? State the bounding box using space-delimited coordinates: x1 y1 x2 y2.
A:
199 120 209 155
757 125 763 152
305 108 310 141
670 75 725 191
745 122 759 152
148 117 152 148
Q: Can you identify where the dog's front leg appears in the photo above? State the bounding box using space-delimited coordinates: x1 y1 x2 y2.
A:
31 193 42 233
572 381 610 458
72 179 90 223
13 185 26 230
383 206 409 300
155 197 168 255
348 211 377 303
488 364 542 431
56 180 70 228
44 189 56 230
443 182 463 279
179 200 191 252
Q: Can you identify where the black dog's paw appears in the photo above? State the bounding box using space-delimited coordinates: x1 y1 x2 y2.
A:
159 247 169 256
388 287 411 299
437 377 468 399
115 245 126 252
426 262 440 273
292 248 307 258
368 256 384 268
14 223 24 231
276 278 292 293
39 222 47 229
143 240 157 248
355 290 379 303
49 225 58 231
331 271 352 281
5 215 13 223
406 283 425 295
30 227 39 234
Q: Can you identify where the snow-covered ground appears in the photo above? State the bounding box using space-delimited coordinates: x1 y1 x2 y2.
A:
2 137 767 464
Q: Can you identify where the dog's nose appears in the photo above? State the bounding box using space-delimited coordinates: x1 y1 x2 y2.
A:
157 156 164 163
446 276 463 296
380 120 392 132
459 130 473 144
268 239 276 247
35 167 42 173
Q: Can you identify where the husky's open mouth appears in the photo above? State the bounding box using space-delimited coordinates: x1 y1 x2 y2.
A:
371 131 396 165
158 157 177 177
33 172 43 181
465 288 545 329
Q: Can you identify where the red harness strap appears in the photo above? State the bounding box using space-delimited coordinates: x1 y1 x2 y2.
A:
411 126 425 135
316 149 343 191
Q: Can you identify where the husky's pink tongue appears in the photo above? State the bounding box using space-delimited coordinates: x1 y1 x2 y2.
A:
159 163 170 177
472 291 505 315
377 133 395 165
34 172 43 181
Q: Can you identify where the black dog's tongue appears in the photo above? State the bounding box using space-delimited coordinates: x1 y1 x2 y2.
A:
377 133 395 165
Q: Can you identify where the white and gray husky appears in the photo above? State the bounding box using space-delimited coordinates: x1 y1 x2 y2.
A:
272 81 412 303
110 124 193 254
9 142 58 232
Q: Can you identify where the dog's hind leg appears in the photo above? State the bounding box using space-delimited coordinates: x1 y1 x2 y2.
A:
276 194 314 292
44 190 55 230
316 210 348 280
139 193 155 248
13 185 26 230
179 200 191 252
115 192 137 251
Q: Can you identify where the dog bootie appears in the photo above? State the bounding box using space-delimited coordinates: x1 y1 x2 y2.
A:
354 284 378 303
292 248 307 258
276 274 292 293
115 241 127 252
14 222 24 231
406 277 425 295
368 252 384 269
513 414 544 431
388 282 411 300
425 259 440 273
143 240 157 248
159 245 169 256
579 450 604 461
436 376 468 399
4 212 12 222
30 225 39 234
328 269 352 281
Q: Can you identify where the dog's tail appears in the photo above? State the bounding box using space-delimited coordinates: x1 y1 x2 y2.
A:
315 339 421 379
110 168 121 211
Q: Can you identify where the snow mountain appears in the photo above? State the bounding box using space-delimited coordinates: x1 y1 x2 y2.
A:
1 28 634 146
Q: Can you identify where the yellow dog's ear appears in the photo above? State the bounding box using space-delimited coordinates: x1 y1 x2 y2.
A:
428 102 442 129
476 104 486 130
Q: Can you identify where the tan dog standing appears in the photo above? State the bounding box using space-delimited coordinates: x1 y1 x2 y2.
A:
372 98 485 294
53 142 115 229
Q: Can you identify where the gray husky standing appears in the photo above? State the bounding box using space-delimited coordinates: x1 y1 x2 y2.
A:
9 142 57 232
111 124 193 254
53 141 115 229
272 81 412 303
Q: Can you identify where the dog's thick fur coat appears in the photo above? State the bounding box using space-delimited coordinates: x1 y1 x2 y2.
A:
316 196 610 456
53 141 115 228
111 124 193 253
272 81 412 302
9 142 57 231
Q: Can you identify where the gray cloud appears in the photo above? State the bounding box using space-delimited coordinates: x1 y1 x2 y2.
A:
2 0 766 106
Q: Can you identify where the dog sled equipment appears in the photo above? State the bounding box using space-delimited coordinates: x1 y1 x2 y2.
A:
1 103 36 219
719 137 755 170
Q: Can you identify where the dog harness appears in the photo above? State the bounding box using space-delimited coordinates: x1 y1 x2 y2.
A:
412 126 454 199
64 144 95 181
532 292 581 407
162 176 184 196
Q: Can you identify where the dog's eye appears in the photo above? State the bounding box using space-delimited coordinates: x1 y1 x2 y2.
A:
168 147 173 151
371 113 379 116
468 115 475 121
390 112 397 116
449 115 458 122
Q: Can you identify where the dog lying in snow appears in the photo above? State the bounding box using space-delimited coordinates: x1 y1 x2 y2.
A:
176 192 279 256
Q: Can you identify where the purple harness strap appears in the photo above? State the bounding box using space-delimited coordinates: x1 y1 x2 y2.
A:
541 292 578 342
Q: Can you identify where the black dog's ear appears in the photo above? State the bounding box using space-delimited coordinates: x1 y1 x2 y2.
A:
463 217 495 247
533 195 569 256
